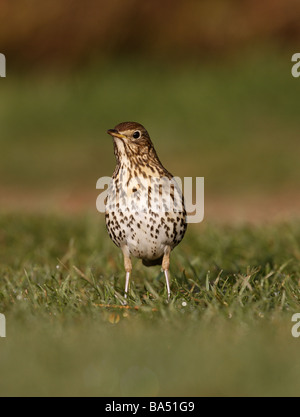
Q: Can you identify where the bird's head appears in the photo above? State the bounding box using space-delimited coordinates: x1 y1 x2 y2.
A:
107 122 156 165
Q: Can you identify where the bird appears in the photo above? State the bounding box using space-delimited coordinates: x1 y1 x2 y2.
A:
105 121 187 299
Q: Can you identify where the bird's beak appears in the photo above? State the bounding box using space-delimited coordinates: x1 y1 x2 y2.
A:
107 129 127 139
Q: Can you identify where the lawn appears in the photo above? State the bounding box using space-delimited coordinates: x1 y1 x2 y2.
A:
0 214 300 396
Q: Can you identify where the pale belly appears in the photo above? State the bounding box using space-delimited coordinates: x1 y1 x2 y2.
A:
105 208 186 261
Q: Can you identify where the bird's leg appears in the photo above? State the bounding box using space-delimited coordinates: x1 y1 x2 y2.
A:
121 246 132 299
162 246 171 299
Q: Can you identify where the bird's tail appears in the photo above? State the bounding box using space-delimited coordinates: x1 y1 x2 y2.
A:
142 256 163 267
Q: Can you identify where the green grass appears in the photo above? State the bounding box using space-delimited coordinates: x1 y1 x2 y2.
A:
1 213 300 396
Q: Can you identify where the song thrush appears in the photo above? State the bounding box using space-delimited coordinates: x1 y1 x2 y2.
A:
105 122 187 299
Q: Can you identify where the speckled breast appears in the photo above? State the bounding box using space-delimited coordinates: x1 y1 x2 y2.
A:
105 169 187 261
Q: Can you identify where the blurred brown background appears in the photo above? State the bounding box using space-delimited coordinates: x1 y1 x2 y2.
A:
1 0 300 67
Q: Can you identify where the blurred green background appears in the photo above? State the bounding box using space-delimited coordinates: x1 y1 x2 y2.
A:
1 0 300 397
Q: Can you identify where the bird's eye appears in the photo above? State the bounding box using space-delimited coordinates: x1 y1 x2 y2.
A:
133 131 141 139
